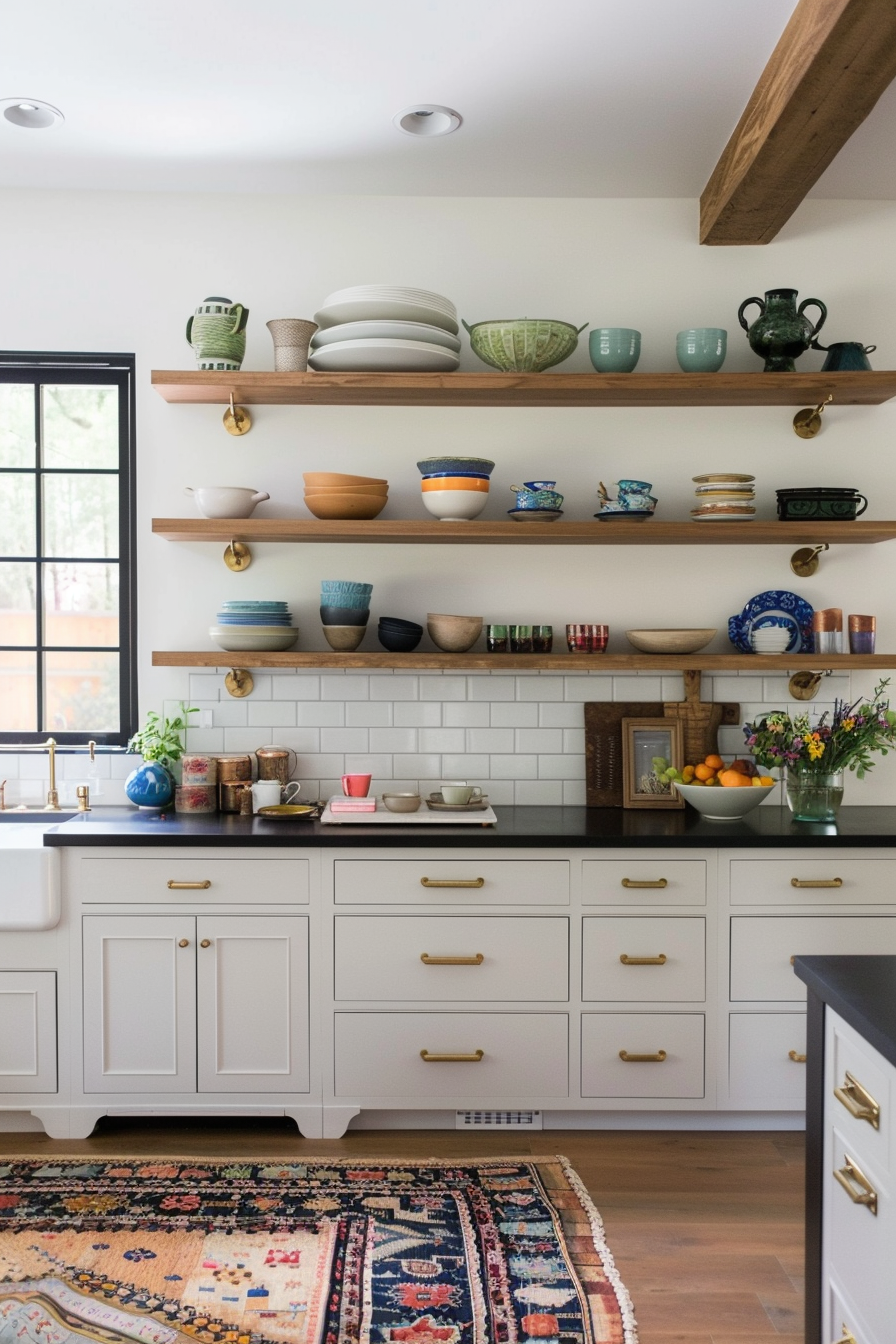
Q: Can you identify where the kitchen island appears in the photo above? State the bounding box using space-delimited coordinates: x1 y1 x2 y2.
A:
3 805 896 1141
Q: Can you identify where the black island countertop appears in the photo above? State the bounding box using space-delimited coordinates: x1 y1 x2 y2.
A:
38 803 896 848
794 954 896 1071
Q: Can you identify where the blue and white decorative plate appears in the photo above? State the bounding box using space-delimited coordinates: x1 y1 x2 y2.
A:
728 590 815 654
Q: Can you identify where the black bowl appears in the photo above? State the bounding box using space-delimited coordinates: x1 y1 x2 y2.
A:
378 627 423 652
378 616 423 632
320 604 370 626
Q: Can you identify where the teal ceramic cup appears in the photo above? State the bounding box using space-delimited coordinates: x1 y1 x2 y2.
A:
676 328 727 372
589 328 641 373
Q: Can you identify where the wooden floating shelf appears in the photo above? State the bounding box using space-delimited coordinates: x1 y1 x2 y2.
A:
153 518 896 546
151 369 896 408
152 651 896 672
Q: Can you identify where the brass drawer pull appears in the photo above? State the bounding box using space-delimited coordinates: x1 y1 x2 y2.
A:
178 939 189 948
834 1071 881 1129
420 877 484 889
790 877 842 888
833 1328 857 1344
619 1049 667 1063
200 939 212 948
168 880 212 890
420 953 484 966
620 953 667 966
834 1154 878 1215
621 877 668 889
420 1049 484 1063
788 1050 807 1063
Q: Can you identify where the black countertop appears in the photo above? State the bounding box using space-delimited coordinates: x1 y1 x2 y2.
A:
40 804 896 848
793 955 896 1070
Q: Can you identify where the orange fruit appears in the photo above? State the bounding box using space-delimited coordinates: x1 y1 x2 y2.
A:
703 753 724 771
759 776 775 787
719 768 753 787
694 763 715 781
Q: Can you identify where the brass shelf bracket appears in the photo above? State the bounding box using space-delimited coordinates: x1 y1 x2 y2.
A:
793 391 833 439
223 391 251 436
790 542 829 577
788 669 832 701
223 539 252 571
224 669 254 698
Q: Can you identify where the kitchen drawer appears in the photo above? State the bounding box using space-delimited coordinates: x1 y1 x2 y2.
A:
826 1128 891 1344
730 858 896 906
74 856 309 904
730 917 896 1002
0 971 57 1093
334 916 568 1001
583 860 706 906
581 1013 704 1098
582 917 705 1002
826 1275 880 1344
827 1010 893 1180
333 1012 568 1098
728 1013 807 1107
334 859 568 905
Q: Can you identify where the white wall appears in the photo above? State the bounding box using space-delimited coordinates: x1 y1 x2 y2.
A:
2 190 895 805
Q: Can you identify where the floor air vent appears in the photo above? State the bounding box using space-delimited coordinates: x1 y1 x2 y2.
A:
456 1110 543 1129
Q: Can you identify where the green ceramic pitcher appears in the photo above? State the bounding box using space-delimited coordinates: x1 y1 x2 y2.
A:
737 288 827 372
186 296 249 371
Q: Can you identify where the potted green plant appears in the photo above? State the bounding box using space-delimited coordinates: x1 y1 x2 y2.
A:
125 704 197 809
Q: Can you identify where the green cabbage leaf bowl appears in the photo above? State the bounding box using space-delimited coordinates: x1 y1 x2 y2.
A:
462 318 588 372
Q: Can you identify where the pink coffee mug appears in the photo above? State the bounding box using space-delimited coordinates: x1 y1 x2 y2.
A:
342 773 372 797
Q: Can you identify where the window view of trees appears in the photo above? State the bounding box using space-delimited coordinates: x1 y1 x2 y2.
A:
0 365 134 743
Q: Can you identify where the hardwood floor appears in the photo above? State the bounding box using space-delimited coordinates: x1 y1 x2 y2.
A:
0 1121 805 1344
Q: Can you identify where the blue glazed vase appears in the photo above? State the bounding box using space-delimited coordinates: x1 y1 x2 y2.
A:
125 761 174 810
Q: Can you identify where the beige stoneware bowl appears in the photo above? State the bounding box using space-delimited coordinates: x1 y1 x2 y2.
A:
427 612 483 652
322 624 367 651
381 792 422 812
625 628 717 654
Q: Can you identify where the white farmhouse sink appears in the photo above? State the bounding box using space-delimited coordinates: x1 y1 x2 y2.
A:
1 846 61 929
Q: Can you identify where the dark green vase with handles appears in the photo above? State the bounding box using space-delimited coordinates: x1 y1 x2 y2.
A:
737 288 827 372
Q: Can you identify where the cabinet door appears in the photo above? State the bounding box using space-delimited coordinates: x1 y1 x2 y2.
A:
82 915 196 1093
196 916 309 1093
0 971 57 1093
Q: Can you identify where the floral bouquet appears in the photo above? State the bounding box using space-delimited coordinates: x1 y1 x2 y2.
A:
743 680 896 780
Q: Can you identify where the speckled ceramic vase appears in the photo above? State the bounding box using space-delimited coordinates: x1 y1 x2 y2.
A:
737 288 827 372
266 318 318 372
186 296 249 371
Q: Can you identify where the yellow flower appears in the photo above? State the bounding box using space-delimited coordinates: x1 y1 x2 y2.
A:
842 718 855 731
807 740 825 760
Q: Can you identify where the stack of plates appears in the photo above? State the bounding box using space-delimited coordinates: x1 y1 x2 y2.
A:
309 286 460 372
691 473 756 521
210 601 298 653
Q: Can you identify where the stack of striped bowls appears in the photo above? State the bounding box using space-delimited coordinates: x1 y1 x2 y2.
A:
418 456 496 521
690 473 756 521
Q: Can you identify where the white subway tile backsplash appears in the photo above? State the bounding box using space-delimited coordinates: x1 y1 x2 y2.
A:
441 754 490 778
538 703 583 727
661 675 685 700
369 727 419 753
563 728 586 754
372 676 418 701
444 703 489 727
322 674 369 700
518 676 564 701
564 676 613 702
563 779 587 805
539 753 585 779
248 701 296 727
468 676 514 701
189 674 224 700
298 754 347 778
489 754 538 779
274 675 321 700
486 780 515 804
418 728 466 753
224 727 273 751
320 727 370 753
272 727 321 753
209 701 248 727
613 676 663 699
466 727 514 753
514 780 563 805
346 702 393 727
184 728 226 752
342 755 393 778
490 703 538 728
392 754 443 777
296 702 346 727
420 676 466 701
515 728 563 753
394 702 442 727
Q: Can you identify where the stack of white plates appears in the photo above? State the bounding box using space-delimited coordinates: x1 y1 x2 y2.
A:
690 472 756 521
309 286 460 372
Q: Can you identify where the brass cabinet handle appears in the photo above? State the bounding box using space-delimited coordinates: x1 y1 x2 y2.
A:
200 939 212 948
621 877 668 889
420 877 484 889
834 1153 878 1215
790 877 842 888
788 1050 807 1063
619 1049 667 1063
619 953 667 966
834 1071 881 1129
420 1049 484 1063
833 1327 857 1344
168 880 212 890
178 939 189 948
420 952 484 965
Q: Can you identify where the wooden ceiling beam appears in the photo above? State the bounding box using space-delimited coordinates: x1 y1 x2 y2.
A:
700 0 896 245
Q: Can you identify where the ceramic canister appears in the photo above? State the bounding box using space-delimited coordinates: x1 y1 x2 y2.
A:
214 754 252 782
175 783 217 814
180 753 218 785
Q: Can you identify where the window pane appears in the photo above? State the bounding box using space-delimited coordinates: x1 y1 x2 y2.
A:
43 474 119 558
43 563 119 647
42 385 119 469
0 476 36 555
45 650 120 734
0 651 37 731
0 385 35 467
0 562 36 645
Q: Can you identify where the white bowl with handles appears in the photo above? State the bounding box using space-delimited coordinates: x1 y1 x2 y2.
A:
185 486 270 518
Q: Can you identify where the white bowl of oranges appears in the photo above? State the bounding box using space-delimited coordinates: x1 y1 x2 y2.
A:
672 753 777 820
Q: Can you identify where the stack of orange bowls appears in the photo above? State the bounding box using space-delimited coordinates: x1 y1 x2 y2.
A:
303 472 388 520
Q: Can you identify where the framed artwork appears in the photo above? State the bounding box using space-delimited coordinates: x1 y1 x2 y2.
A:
621 717 685 810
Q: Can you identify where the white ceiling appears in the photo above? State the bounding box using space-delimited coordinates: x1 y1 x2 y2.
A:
2 0 895 199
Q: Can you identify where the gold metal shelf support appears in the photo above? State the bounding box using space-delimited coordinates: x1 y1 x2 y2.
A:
224 669 254 698
790 542 829 577
793 392 833 439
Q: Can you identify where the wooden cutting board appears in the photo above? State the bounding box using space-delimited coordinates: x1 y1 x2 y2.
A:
663 669 740 768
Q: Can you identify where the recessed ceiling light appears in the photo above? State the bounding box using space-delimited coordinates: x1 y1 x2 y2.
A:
2 98 64 129
393 104 462 137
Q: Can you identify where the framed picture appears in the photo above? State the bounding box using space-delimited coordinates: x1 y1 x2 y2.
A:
621 717 685 809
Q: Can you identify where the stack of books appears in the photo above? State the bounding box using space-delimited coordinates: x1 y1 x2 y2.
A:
329 796 376 813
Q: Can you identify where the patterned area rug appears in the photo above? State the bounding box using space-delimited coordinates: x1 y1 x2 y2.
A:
0 1156 637 1344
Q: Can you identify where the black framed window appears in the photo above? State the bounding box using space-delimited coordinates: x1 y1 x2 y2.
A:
0 352 136 746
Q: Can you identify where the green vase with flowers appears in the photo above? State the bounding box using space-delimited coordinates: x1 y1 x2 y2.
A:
743 680 896 822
